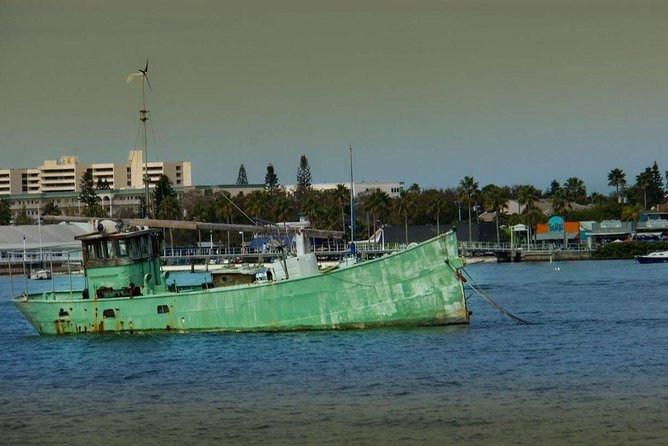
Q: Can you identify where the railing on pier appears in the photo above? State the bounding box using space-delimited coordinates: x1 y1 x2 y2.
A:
459 241 596 255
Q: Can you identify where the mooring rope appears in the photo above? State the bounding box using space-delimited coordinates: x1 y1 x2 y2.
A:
444 258 534 325
459 267 534 325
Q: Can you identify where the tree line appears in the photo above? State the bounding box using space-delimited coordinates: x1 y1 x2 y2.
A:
1 158 666 247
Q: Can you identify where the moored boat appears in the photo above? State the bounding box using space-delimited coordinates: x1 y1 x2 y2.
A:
635 251 668 264
13 224 470 335
29 269 52 280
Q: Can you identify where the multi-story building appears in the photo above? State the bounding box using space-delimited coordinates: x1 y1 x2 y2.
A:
0 151 191 196
128 150 192 189
38 156 85 193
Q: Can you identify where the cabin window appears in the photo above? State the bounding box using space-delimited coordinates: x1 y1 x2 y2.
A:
116 240 128 257
95 240 108 259
102 309 115 318
157 305 170 314
128 238 141 259
140 237 150 257
106 240 115 258
85 243 94 261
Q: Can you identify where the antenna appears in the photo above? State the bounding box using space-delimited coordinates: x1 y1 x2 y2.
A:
127 59 152 218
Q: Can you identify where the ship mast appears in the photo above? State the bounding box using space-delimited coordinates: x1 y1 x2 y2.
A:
127 60 152 218
140 74 149 218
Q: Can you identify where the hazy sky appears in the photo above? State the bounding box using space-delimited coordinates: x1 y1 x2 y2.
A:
2 0 667 193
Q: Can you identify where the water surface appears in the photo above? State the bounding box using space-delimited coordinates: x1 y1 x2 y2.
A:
1 261 666 445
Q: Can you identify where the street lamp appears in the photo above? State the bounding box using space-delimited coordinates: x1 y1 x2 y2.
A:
239 231 244 254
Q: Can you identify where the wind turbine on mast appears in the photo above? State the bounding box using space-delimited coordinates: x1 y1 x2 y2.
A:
127 59 152 218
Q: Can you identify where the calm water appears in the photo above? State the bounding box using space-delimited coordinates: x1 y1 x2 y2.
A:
1 261 666 445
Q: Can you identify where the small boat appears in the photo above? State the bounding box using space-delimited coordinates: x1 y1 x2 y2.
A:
635 251 668 264
30 269 52 280
13 222 470 335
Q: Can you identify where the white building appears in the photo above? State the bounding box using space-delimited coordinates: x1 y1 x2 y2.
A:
0 151 191 196
284 181 405 198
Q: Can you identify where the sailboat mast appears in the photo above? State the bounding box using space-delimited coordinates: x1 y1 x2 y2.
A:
37 203 42 263
349 145 355 252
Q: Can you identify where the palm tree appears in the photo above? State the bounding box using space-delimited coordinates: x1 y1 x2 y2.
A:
459 176 479 243
563 177 587 204
332 184 350 234
273 191 295 227
621 204 643 222
215 190 236 247
244 190 269 221
426 191 446 235
157 195 182 220
302 193 323 228
395 190 416 244
482 184 508 246
549 190 572 216
517 184 540 214
636 171 652 209
363 190 390 236
607 168 626 197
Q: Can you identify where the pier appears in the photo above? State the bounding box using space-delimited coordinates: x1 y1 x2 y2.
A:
460 242 594 262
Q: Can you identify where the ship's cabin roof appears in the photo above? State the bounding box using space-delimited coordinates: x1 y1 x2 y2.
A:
76 229 162 267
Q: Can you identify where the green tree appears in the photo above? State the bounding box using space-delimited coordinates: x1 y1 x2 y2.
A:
295 155 312 203
621 204 643 222
245 190 269 221
517 184 540 214
15 204 33 225
563 177 587 204
546 179 560 197
153 174 177 215
482 184 509 246
79 170 107 217
236 164 248 185
273 190 295 224
607 168 626 197
458 176 479 243
636 169 653 209
425 190 446 235
396 190 417 244
363 190 390 236
264 164 279 196
550 189 573 216
42 200 61 217
156 195 182 220
0 199 11 225
332 184 350 235
96 177 111 190
78 170 98 208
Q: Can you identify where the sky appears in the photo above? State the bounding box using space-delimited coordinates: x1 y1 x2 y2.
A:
2 0 668 194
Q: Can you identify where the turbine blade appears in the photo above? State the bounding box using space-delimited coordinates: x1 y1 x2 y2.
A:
144 74 152 91
126 72 141 84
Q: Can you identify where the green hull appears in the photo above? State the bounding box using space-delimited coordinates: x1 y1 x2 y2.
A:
13 233 469 335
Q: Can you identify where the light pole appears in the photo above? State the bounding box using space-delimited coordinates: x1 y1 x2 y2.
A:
239 231 244 254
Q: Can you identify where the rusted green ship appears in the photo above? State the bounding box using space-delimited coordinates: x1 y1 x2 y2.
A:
13 225 469 335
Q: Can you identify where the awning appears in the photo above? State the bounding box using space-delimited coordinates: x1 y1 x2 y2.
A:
587 231 632 237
